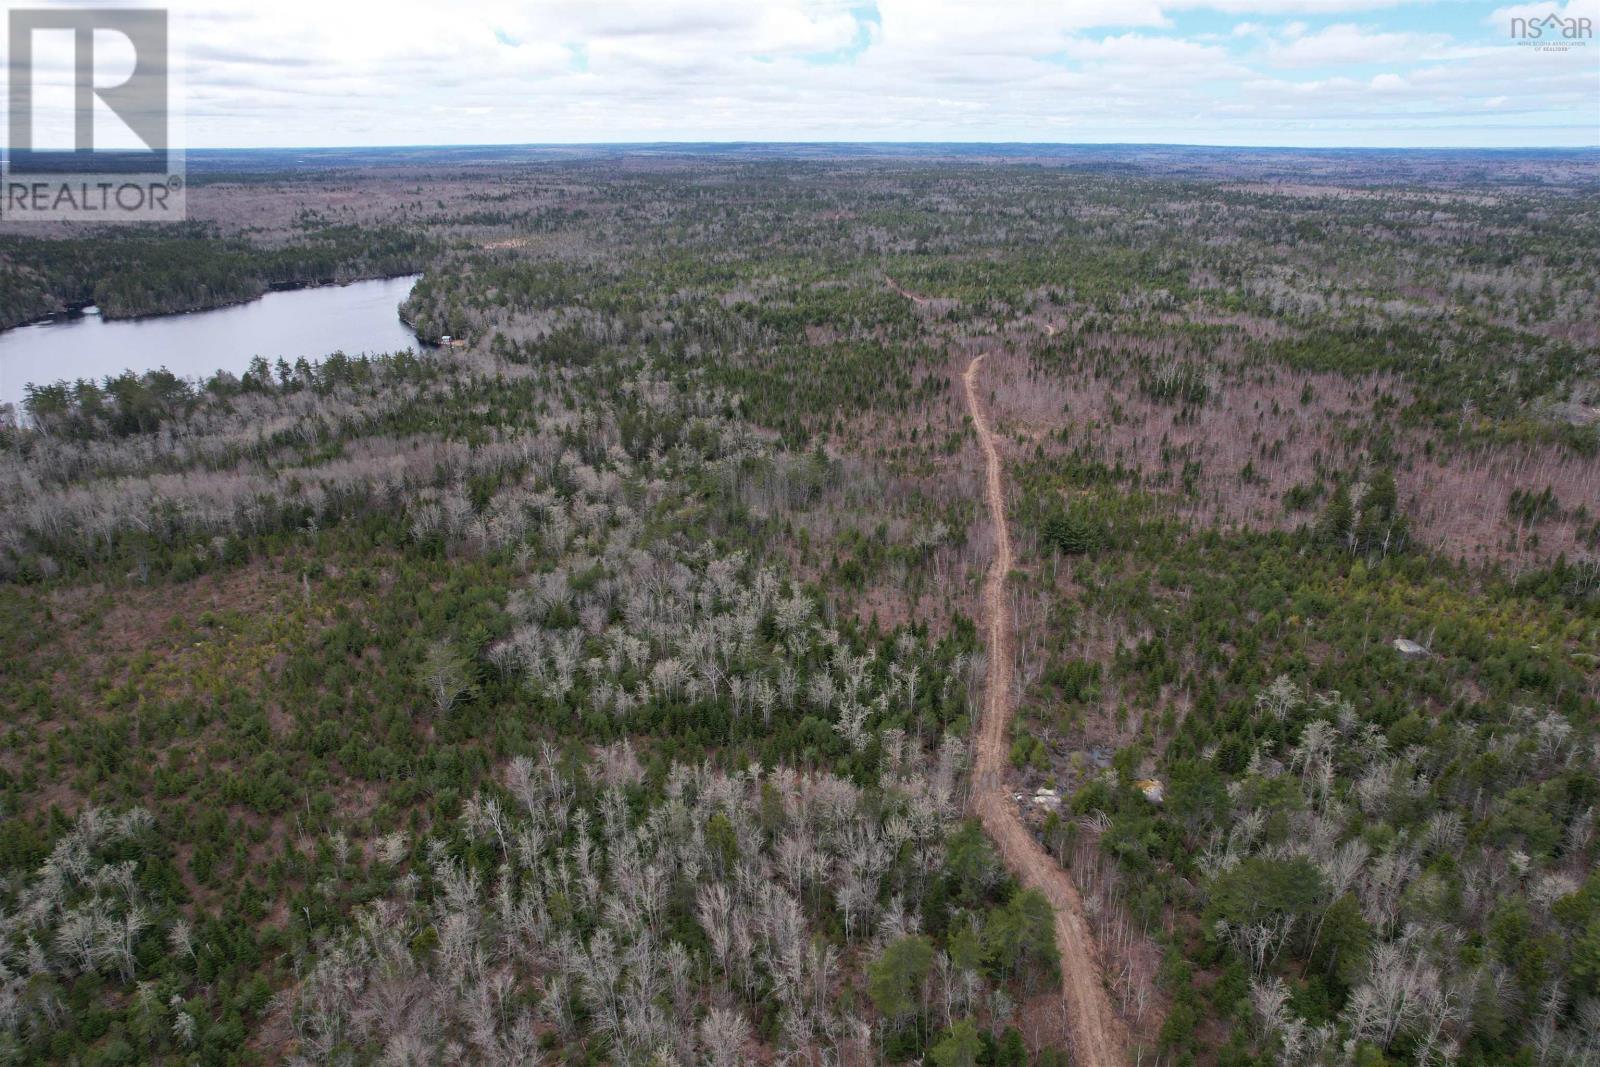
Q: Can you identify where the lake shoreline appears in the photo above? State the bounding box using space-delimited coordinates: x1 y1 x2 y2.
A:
1 274 425 411
2 271 425 334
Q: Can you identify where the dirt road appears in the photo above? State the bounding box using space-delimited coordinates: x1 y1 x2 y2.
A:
885 275 931 306
963 354 1128 1067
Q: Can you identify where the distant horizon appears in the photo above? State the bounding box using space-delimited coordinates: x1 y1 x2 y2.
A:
177 139 1600 154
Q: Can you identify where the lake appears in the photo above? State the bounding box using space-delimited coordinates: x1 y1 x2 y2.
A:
0 274 422 412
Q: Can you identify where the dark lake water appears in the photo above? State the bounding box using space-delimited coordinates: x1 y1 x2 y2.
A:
0 274 421 412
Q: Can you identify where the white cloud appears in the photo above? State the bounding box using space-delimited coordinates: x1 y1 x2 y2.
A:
1265 23 1462 66
0 0 1592 148
1169 0 1418 12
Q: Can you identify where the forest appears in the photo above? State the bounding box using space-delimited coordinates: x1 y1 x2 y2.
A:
0 148 1596 1065
0 225 430 329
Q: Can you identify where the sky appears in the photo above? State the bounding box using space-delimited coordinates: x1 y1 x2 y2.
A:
4 0 1598 149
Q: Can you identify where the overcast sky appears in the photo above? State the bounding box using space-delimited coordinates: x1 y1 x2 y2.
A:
7 0 1599 148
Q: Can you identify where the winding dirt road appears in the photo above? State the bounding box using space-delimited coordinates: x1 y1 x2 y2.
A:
885 275 931 306
963 354 1128 1067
